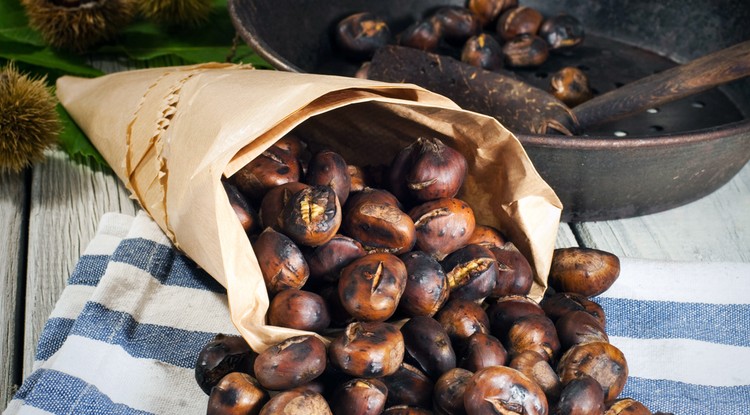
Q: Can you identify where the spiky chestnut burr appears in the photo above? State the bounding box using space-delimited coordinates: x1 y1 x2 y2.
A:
135 0 213 27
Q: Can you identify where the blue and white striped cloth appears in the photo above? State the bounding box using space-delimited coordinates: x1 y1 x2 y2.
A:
3 211 749 414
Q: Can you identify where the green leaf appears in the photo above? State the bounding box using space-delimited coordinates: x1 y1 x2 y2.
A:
56 104 109 169
0 0 45 46
0 42 103 80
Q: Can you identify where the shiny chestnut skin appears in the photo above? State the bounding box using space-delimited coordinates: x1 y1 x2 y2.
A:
281 185 342 247
549 248 620 298
397 251 450 317
497 6 544 40
464 365 549 415
489 242 534 297
556 310 609 350
550 66 593 107
435 298 490 347
554 374 606 415
433 367 473 415
267 288 330 333
195 334 256 395
557 342 628 402
343 188 416 254
398 18 443 52
259 182 309 230
466 224 506 249
540 292 606 328
505 313 561 362
305 234 366 283
338 252 407 322
223 181 260 235
329 321 405 378
253 335 327 391
382 363 434 408
604 398 653 415
401 316 457 379
503 34 549 67
441 244 498 302
259 390 332 415
540 14 585 51
459 332 508 372
318 283 355 328
461 33 504 71
410 198 476 260
207 372 268 415
432 6 482 45
330 378 388 415
388 137 468 204
335 12 391 61
274 132 307 157
230 145 301 200
509 350 561 404
468 0 518 27
383 406 433 415
486 295 545 339
305 149 352 205
253 227 309 293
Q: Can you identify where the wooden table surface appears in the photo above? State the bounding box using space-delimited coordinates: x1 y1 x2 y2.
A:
1 147 748 408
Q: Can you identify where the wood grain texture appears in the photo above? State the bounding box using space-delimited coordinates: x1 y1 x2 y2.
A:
23 150 138 376
573 161 750 261
556 223 578 248
0 170 27 408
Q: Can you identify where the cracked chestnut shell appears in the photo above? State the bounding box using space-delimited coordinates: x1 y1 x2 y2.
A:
328 321 405 378
398 18 443 52
459 332 508 372
335 12 391 61
549 248 621 297
509 350 561 404
489 242 533 297
267 288 330 333
540 14 585 52
397 251 450 317
435 298 490 347
497 6 544 41
468 0 518 27
466 225 506 249
540 292 606 329
230 144 301 200
207 372 268 415
605 398 653 415
253 335 327 391
433 6 482 45
441 244 498 302
556 310 609 351
381 363 434 408
259 182 309 230
461 33 504 71
487 295 545 339
195 334 256 395
505 313 561 362
338 252 407 322
281 185 342 247
433 367 473 415
410 198 476 260
305 149 352 205
343 188 416 254
259 390 332 415
305 234 366 283
550 66 593 108
553 374 605 415
330 378 388 415
401 316 457 379
464 366 549 415
557 342 628 402
503 34 549 67
253 227 309 293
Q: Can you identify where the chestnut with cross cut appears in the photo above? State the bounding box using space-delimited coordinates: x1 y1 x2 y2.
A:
328 321 405 378
335 12 391 61
463 365 549 415
280 185 342 247
409 198 476 260
338 252 407 322
253 335 327 391
207 372 268 415
229 144 301 200
342 188 416 254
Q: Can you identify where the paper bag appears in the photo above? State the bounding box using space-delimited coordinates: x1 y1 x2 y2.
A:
56 63 562 352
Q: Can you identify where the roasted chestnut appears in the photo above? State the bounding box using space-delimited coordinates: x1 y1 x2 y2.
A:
259 182 309 230
195 334 256 395
398 19 443 52
458 332 508 372
338 252 407 322
381 363 434 408
207 372 268 415
348 164 368 192
557 342 628 402
441 244 498 302
540 292 606 328
555 310 609 350
489 242 534 297
305 234 366 283
329 321 405 378
259 390 332 415
435 298 491 347
509 350 561 404
410 198 476 260
496 6 544 41
468 0 518 27
502 33 549 67
549 248 620 297
280 185 342 247
554 374 606 415
382 406 433 415
229 145 301 200
401 315 457 379
539 14 585 51
330 378 389 415
267 288 331 333
335 12 391 61
253 335 327 391
432 6 482 45
505 313 561 362
397 251 450 317
461 33 504 71
464 366 548 415
466 224 506 249
486 295 545 339
305 149 352 205
252 227 309 293
605 398 653 415
433 367 473 415
318 283 355 328
550 66 593 107
343 188 416 254
273 132 307 157
223 181 260 235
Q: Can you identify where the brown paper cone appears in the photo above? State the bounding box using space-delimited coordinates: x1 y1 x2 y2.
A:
56 63 562 352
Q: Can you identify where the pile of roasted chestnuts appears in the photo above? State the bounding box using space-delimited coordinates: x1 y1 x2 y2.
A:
194 131 666 414
334 0 592 107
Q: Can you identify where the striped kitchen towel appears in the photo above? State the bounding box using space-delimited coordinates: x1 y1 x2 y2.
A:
3 211 750 414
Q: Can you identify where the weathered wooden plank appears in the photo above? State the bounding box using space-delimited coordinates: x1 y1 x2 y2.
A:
23 150 138 376
556 223 578 248
0 170 27 408
573 161 750 261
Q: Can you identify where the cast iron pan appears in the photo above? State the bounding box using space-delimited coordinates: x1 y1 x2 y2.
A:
228 0 750 221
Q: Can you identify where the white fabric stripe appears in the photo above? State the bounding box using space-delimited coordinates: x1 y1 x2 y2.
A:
610 336 750 387
47 285 96 320
82 213 133 256
91 261 238 335
598 259 750 305
39 335 207 415
125 211 172 246
2 400 54 415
